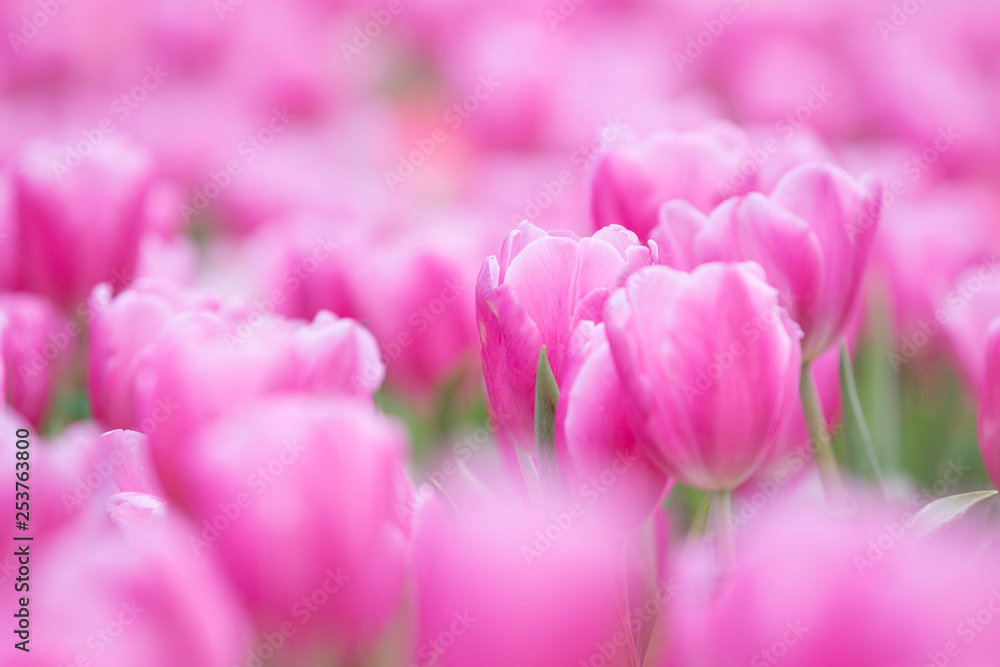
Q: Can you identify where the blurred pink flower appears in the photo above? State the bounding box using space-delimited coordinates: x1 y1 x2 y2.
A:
977 321 1000 488
604 262 802 490
177 395 409 654
0 292 67 426
665 493 1000 666
653 162 881 361
11 137 157 308
591 122 751 240
411 489 631 667
24 506 251 667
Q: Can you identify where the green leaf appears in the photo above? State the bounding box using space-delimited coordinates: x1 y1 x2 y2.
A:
911 490 998 542
839 340 886 492
534 346 561 490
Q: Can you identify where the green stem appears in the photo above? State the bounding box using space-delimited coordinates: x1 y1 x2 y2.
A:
800 362 850 511
710 490 736 573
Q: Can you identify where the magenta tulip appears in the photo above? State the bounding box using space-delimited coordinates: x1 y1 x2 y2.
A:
604 262 802 490
412 489 630 667
177 395 409 653
666 494 1000 667
11 138 157 308
977 321 1000 488
651 162 882 361
88 278 218 430
0 292 67 426
477 221 652 450
590 123 750 240
25 507 251 667
556 321 673 529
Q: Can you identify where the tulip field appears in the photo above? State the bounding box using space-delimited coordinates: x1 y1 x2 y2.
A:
2 0 1000 665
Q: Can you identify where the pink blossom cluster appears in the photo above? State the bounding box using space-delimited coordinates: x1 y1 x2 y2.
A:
0 0 999 665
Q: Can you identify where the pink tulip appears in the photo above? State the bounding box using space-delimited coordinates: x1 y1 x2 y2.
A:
11 137 157 308
136 308 383 492
590 122 751 240
604 262 802 490
665 493 1000 666
652 162 881 361
940 264 1000 391
477 221 652 450
0 292 67 426
88 279 219 430
411 489 631 667
177 395 409 654
977 322 1000 488
556 321 673 530
24 505 251 667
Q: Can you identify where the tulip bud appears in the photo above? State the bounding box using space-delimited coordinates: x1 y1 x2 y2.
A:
604 262 802 490
651 162 881 362
177 395 408 652
977 321 1000 488
0 292 66 426
11 138 156 308
591 123 750 240
477 221 652 450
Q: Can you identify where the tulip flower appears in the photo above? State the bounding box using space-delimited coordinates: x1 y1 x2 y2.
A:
477 221 652 450
25 507 252 667
87 279 218 430
411 489 630 667
665 494 1000 667
87 285 384 491
177 395 409 654
977 321 1000 488
555 321 673 530
0 292 67 427
604 262 802 491
11 138 157 308
653 163 882 363
590 122 750 240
